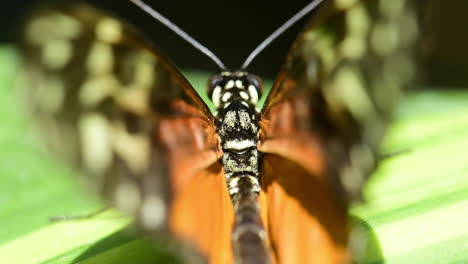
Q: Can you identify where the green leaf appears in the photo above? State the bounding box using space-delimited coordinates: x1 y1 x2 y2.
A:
1 46 467 263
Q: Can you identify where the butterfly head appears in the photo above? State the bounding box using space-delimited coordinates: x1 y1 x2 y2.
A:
207 71 262 110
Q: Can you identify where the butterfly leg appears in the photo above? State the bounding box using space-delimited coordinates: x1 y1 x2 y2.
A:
49 206 110 222
378 148 413 161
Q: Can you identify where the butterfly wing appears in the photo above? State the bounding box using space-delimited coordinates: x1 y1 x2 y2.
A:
17 4 231 261
258 0 418 262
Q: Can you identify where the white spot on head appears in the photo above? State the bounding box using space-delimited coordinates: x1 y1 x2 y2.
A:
234 71 247 77
248 85 259 104
212 86 222 107
241 101 249 107
225 80 235 89
141 195 165 230
222 92 232 102
235 80 244 88
223 102 231 108
239 91 249 100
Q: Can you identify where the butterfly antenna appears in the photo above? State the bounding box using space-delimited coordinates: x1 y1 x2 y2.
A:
241 0 325 69
129 0 227 70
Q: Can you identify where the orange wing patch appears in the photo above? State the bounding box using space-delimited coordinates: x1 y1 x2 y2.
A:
170 162 234 264
259 81 350 263
157 99 222 190
259 97 350 263
259 96 327 180
262 154 350 264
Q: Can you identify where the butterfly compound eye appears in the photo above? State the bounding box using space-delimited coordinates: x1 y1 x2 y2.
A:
207 73 225 107
207 73 224 97
245 73 262 104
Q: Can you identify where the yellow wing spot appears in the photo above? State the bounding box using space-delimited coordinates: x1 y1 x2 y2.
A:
306 59 320 85
41 39 73 70
303 28 336 73
36 76 65 113
79 113 113 175
385 53 415 86
398 9 419 47
334 0 358 11
87 42 114 75
346 2 370 36
339 164 364 198
96 17 123 43
141 196 166 230
326 65 376 123
340 36 366 60
340 2 370 60
379 0 405 19
116 86 151 115
114 180 142 216
370 71 400 114
370 21 399 56
133 52 156 87
79 75 120 107
112 121 150 174
350 144 374 174
26 13 82 45
372 54 414 110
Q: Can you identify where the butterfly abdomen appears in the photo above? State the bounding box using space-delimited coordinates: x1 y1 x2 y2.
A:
219 102 266 263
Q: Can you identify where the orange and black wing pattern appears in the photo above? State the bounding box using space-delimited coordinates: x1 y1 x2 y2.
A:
259 0 418 262
17 1 420 263
17 4 233 262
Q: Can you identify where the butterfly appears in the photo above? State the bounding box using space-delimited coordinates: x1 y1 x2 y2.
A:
16 0 418 263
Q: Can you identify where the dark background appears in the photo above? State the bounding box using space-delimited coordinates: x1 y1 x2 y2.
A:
1 0 468 86
1 0 314 79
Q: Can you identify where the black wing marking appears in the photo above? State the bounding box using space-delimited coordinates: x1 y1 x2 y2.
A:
259 0 419 202
17 4 223 237
258 1 419 261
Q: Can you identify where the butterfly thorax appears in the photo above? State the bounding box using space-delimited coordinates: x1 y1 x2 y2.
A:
208 71 262 196
208 71 270 262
